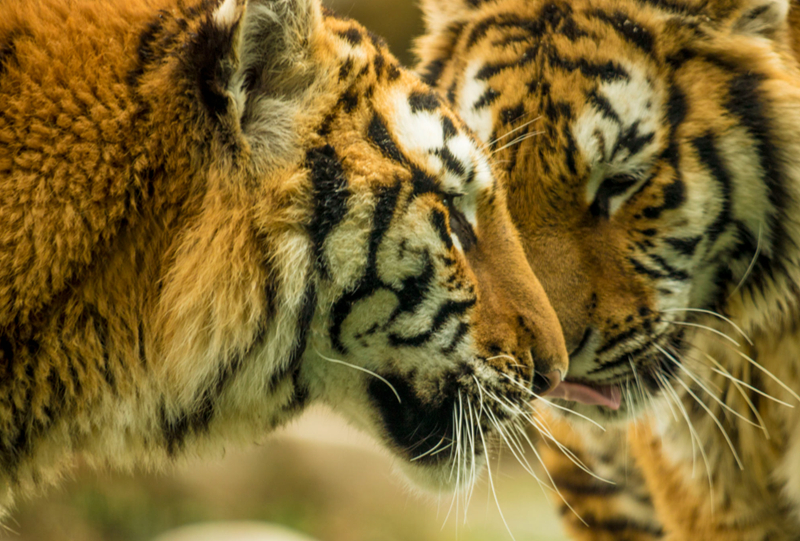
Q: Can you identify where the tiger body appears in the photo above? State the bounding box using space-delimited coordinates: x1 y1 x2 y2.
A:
417 0 800 538
0 0 570 513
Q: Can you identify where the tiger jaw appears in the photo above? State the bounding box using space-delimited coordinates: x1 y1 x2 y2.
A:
366 362 536 491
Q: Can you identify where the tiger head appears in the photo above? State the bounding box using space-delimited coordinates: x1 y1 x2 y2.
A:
416 0 800 422
142 0 568 490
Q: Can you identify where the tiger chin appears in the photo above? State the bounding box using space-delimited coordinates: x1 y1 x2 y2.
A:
419 0 800 538
0 0 570 513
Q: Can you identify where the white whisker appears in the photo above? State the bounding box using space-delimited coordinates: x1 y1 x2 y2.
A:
661 308 753 346
668 321 740 347
315 350 402 404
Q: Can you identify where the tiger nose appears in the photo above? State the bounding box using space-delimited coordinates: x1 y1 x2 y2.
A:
531 368 562 397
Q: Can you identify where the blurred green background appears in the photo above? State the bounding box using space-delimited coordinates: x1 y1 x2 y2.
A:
2 2 570 540
6 407 568 541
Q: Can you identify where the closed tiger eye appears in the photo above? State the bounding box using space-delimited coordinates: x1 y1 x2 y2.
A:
444 195 477 250
590 174 639 218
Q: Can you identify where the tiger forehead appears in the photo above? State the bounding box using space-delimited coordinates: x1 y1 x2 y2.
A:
440 1 679 188
316 17 496 195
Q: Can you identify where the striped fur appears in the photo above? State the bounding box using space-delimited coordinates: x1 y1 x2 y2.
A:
0 0 570 514
418 0 800 538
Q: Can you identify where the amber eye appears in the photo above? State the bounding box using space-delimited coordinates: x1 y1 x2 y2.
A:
443 194 477 251
590 174 639 218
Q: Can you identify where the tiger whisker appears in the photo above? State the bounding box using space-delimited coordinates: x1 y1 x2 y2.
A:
726 346 800 404
500 373 606 430
699 351 770 439
668 321 741 347
314 350 402 404
491 130 544 154
477 417 519 541
410 436 449 462
661 308 753 346
656 344 744 470
663 345 763 431
485 116 542 147
728 222 762 300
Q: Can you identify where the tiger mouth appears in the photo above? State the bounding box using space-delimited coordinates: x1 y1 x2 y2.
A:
548 379 622 410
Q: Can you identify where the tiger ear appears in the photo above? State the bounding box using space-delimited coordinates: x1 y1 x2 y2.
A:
729 0 789 39
419 0 479 35
187 0 322 157
415 0 478 85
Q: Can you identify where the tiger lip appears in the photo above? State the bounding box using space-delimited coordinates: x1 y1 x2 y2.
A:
547 380 622 410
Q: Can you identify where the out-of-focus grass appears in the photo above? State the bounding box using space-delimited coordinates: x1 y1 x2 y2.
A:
6 408 568 541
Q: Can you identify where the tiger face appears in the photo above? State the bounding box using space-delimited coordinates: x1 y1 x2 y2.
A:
417 0 800 421
0 0 568 496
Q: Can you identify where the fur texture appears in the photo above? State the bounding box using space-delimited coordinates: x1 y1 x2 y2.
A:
0 0 570 513
417 0 800 538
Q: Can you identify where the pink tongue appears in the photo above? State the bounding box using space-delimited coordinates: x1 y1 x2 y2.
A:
547 381 622 410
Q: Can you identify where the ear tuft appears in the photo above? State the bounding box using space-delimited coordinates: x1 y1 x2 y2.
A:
731 0 789 39
420 0 480 36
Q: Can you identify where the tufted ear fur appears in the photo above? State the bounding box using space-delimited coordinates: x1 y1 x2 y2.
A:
415 0 481 86
188 0 323 163
419 0 480 36
729 0 789 39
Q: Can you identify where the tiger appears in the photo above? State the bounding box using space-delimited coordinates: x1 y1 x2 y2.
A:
416 0 800 538
0 0 571 515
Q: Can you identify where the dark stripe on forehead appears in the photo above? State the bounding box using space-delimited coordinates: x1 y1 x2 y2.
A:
589 10 654 54
307 145 350 274
588 90 621 124
466 3 579 50
368 113 409 165
547 51 629 82
634 0 704 15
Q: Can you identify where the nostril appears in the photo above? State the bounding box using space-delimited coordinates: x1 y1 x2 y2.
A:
531 370 562 397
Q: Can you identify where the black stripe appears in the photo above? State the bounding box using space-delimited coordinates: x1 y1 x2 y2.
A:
368 113 408 165
307 145 351 275
388 297 476 347
419 21 465 87
611 121 655 159
724 71 792 284
589 10 654 54
665 236 702 256
634 0 702 15
551 476 622 496
588 89 621 124
597 326 639 355
648 253 689 281
474 87 500 109
337 27 362 46
546 51 629 82
329 182 402 353
436 147 467 177
442 322 469 354
409 90 441 113
692 133 732 245
185 14 239 117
